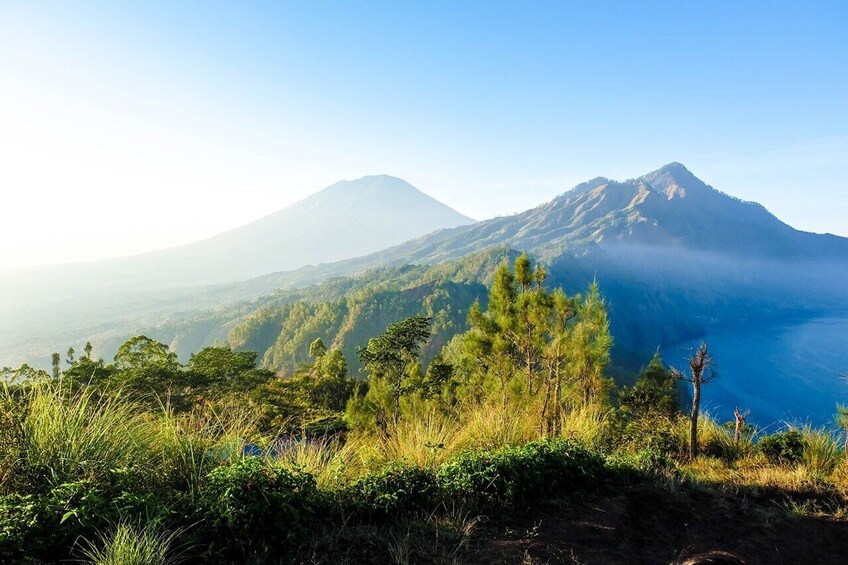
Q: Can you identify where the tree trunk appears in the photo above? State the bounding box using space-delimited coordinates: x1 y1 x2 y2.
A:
540 376 552 435
689 380 701 459
733 407 745 445
553 366 562 435
393 372 402 421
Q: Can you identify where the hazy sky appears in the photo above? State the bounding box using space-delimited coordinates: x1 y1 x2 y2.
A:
2 1 847 268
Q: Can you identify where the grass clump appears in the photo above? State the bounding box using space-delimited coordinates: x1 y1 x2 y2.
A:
79 522 183 565
0 383 156 492
800 426 843 480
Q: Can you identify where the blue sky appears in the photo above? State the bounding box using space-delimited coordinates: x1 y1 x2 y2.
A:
1 1 846 267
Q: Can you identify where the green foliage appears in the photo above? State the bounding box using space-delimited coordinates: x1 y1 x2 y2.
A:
64 356 114 387
759 429 805 465
437 438 604 509
202 457 322 558
113 336 184 402
357 315 432 422
187 347 263 388
0 493 39 561
618 352 679 419
343 464 440 517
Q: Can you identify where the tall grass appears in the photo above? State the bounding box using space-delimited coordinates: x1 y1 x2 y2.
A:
155 400 259 497
1 382 156 489
800 426 843 480
79 522 183 565
459 397 541 450
274 436 351 489
375 410 470 469
558 404 610 447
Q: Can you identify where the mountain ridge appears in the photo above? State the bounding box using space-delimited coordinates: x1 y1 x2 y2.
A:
3 163 847 374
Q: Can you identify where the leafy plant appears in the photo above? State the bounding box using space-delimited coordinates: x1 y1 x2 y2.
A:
759 429 805 465
201 457 322 558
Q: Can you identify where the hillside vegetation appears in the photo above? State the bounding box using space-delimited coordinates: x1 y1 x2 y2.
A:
2 254 847 563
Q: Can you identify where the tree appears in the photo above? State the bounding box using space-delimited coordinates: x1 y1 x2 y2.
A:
358 315 431 421
84 341 93 360
672 343 716 459
463 256 613 421
66 347 75 365
113 335 182 398
568 282 613 407
619 352 679 419
51 353 61 380
540 289 578 433
187 346 261 388
64 356 113 387
733 406 750 445
2 364 50 383
308 338 328 359
467 255 552 394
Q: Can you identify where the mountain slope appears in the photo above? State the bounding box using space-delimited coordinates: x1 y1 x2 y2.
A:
146 163 848 369
107 174 475 287
340 162 848 265
0 175 474 358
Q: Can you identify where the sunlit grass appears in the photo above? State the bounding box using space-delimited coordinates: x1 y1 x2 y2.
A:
459 396 542 450
799 426 843 480
558 403 610 447
274 436 352 489
79 522 184 565
1 382 157 490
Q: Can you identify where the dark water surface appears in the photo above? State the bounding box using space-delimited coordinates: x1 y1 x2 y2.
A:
662 315 848 429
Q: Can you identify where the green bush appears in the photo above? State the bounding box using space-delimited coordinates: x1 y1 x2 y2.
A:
759 429 805 465
201 457 321 559
437 438 603 509
342 464 440 517
0 473 165 563
0 493 40 562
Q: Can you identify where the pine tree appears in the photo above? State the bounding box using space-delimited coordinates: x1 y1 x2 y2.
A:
51 352 61 380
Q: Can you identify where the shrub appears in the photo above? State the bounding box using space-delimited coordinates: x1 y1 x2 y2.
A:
0 493 40 562
0 472 167 563
437 438 603 509
759 429 805 465
201 457 321 558
341 464 440 517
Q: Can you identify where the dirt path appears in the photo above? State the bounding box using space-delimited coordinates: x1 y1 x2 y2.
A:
466 484 848 564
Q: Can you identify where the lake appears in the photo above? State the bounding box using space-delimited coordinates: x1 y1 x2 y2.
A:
662 314 848 430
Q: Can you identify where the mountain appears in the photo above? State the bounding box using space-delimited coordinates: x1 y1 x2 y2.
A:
99 174 474 288
5 164 848 384
315 162 848 266
0 175 473 362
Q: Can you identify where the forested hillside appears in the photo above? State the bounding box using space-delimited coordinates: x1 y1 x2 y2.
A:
2 253 846 563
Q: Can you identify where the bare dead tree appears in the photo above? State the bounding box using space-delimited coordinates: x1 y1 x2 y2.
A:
733 406 749 445
671 343 716 459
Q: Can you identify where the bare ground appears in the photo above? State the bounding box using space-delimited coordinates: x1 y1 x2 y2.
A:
465 483 848 564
